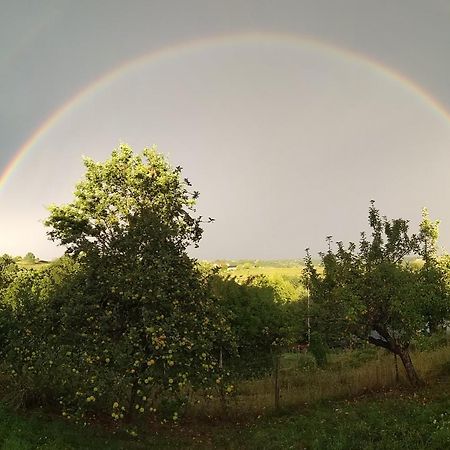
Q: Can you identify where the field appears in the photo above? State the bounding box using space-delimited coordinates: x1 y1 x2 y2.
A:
223 265 302 280
16 260 52 271
214 260 306 302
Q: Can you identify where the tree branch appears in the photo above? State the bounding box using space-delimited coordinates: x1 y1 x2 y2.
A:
368 335 393 351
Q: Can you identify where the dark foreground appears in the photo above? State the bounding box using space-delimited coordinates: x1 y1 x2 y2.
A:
1 377 450 450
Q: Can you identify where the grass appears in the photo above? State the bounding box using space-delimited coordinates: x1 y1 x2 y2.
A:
1 344 450 449
2 376 450 449
0 405 128 449
225 265 302 279
211 381 450 449
16 261 52 271
190 344 450 419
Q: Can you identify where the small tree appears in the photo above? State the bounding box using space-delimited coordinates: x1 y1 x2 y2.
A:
209 273 306 377
23 252 36 263
304 202 449 386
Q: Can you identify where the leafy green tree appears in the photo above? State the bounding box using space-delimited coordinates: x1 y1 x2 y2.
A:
23 252 36 263
209 273 306 376
304 202 449 386
40 144 232 423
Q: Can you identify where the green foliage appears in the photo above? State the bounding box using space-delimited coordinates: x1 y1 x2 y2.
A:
45 144 203 256
221 264 306 302
22 252 36 263
413 331 450 352
209 273 307 377
0 255 19 295
309 331 328 368
304 202 450 385
2 144 233 425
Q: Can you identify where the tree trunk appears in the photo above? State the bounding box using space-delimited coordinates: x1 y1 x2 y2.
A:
397 347 424 387
368 333 424 387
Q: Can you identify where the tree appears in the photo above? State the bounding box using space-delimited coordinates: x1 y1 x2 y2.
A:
42 144 232 423
304 202 449 386
45 144 203 257
23 252 36 263
209 272 307 377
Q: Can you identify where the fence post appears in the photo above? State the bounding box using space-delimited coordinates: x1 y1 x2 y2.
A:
394 353 399 382
274 353 280 410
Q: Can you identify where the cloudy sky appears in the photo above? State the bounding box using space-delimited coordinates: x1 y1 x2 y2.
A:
2 0 450 260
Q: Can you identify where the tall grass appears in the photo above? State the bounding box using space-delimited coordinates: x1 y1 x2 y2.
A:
190 345 450 419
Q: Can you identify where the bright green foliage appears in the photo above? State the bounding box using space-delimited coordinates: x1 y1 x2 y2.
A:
309 331 328 368
210 273 307 376
22 252 37 263
3 144 233 424
0 255 19 296
45 144 203 256
304 202 450 386
0 255 19 357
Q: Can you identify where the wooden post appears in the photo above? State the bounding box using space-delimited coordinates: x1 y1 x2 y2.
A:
274 353 280 410
394 353 399 383
307 285 311 345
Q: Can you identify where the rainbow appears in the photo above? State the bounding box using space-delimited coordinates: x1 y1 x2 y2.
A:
2 31 450 190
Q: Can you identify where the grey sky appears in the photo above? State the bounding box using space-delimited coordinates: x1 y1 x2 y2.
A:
1 0 450 260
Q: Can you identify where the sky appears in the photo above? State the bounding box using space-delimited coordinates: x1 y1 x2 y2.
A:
1 0 450 261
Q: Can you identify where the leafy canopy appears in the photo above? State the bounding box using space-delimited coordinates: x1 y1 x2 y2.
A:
304 202 449 385
36 145 233 423
45 144 202 257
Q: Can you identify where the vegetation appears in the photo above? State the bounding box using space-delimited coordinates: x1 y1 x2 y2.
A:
1 361 450 448
1 145 234 426
208 272 307 377
304 202 450 386
1 145 450 447
22 252 37 264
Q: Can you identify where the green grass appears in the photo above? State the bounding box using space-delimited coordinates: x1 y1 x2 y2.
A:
189 345 450 420
0 404 195 449
212 382 450 449
0 406 129 449
2 378 450 449
222 265 302 280
16 261 52 271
